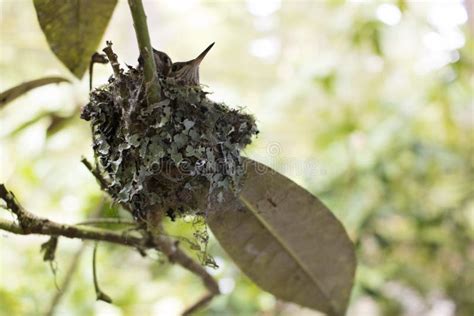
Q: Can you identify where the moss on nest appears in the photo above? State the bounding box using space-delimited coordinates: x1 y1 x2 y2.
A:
81 66 258 222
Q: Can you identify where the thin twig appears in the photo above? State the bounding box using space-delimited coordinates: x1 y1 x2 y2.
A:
149 227 220 314
44 246 86 316
143 208 220 313
89 52 109 91
44 199 107 316
92 242 113 303
81 158 109 192
127 0 161 104
182 292 216 316
0 216 142 248
0 218 23 234
102 42 122 79
0 184 142 247
81 158 134 214
1 184 219 315
75 218 135 226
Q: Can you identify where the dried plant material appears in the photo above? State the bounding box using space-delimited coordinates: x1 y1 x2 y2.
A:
81 55 258 224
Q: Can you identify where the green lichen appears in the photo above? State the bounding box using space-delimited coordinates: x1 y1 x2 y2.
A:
81 66 258 223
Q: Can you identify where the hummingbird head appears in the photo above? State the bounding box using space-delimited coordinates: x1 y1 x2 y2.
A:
153 49 173 77
170 42 215 86
138 48 173 77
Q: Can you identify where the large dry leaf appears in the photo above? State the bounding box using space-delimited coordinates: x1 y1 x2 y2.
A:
34 0 117 78
0 77 70 109
208 158 356 316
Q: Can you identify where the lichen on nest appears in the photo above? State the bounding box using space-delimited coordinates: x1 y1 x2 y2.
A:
81 65 258 223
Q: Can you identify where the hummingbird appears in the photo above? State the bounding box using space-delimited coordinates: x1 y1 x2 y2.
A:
169 42 215 86
138 48 173 77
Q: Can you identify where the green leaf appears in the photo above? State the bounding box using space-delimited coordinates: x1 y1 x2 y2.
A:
33 0 118 78
208 158 356 316
0 77 70 109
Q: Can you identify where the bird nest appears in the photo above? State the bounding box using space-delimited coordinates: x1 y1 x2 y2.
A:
81 60 258 223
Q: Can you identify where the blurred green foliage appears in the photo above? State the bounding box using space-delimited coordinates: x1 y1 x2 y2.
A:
0 1 472 315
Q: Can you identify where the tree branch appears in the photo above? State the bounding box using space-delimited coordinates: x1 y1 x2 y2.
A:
0 218 24 234
75 218 135 226
127 0 160 105
0 183 219 315
0 216 144 248
144 213 220 313
0 184 144 247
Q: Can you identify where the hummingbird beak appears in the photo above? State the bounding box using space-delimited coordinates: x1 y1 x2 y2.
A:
192 42 215 65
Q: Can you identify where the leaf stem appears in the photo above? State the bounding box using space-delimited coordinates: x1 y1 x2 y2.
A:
93 242 113 303
127 0 160 105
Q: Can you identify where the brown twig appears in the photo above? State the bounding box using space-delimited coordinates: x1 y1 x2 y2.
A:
81 158 134 215
145 216 220 314
81 158 109 192
89 52 109 91
92 242 113 303
102 42 122 79
75 218 135 226
0 216 142 247
44 199 107 316
0 183 219 315
183 292 216 316
0 184 142 247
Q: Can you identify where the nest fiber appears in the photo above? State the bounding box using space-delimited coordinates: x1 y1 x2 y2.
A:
81 66 258 221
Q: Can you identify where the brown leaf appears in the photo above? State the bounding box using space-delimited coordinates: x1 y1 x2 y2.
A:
208 158 356 316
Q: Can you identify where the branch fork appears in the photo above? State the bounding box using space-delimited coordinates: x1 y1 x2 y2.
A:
0 183 219 315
